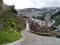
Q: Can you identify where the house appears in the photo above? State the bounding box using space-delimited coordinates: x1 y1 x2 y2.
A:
55 25 60 37
56 25 60 31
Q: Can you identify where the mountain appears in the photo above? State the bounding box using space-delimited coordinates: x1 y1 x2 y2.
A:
17 7 60 17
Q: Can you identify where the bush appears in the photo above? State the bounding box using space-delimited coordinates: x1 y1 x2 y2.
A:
0 29 22 44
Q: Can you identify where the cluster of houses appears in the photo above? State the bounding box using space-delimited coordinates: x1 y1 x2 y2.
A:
26 15 60 37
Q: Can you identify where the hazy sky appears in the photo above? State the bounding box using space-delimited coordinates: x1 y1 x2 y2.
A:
3 0 60 9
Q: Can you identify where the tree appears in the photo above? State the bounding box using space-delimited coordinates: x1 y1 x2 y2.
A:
51 11 60 26
5 5 17 14
10 5 17 14
33 15 45 21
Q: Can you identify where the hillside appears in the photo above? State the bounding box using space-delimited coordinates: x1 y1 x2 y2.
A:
17 7 60 37
0 0 26 44
17 7 60 17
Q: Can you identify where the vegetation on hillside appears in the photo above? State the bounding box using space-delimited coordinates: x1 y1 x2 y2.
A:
0 29 22 44
0 0 26 44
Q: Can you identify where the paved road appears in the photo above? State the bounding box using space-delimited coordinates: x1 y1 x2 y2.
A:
6 20 60 45
6 30 60 45
19 30 60 45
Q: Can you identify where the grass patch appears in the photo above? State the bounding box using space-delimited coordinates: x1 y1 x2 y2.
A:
0 29 23 44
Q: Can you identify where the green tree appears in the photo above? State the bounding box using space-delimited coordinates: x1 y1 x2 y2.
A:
51 11 60 26
10 5 17 14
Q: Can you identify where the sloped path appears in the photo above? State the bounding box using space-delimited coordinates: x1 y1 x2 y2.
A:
5 30 60 45
20 30 60 45
5 20 60 45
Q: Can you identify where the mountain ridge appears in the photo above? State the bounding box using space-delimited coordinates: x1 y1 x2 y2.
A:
17 7 60 16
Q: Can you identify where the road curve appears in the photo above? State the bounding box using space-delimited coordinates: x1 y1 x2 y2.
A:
20 30 60 45
6 20 60 45
5 29 60 45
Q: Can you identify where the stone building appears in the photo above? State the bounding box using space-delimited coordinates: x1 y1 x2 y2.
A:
0 0 4 10
0 0 4 30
